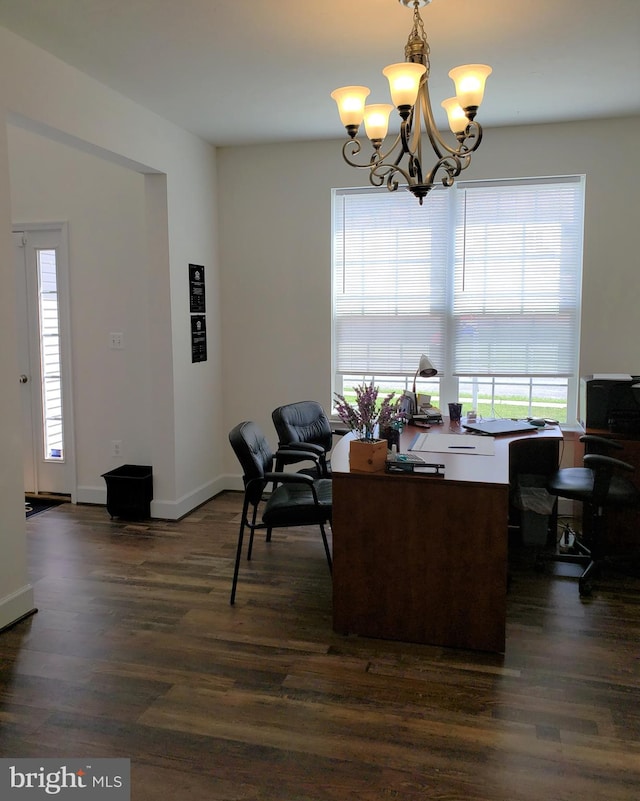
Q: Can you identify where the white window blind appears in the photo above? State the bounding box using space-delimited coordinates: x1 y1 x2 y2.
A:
333 177 583 381
452 178 584 376
333 189 449 375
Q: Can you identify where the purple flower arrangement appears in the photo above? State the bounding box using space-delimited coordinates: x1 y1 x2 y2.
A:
334 382 404 441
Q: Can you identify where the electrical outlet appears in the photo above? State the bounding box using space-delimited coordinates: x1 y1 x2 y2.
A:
109 332 124 349
111 440 122 458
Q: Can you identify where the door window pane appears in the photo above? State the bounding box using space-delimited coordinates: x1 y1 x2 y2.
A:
37 249 64 461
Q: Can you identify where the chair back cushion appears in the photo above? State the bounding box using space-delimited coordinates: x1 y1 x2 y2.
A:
229 421 274 503
584 453 639 507
272 401 333 452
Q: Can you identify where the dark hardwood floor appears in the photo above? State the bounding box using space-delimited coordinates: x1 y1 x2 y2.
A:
1 492 640 800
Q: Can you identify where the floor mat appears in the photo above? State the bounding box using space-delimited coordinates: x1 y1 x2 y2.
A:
25 497 66 518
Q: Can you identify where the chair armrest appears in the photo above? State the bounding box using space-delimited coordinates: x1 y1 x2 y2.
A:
274 447 322 469
579 435 623 452
246 471 317 503
277 442 325 457
264 471 315 486
584 454 635 473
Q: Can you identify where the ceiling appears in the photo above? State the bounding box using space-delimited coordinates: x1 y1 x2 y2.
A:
0 0 638 147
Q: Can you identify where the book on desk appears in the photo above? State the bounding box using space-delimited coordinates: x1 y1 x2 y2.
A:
385 451 445 476
411 408 443 425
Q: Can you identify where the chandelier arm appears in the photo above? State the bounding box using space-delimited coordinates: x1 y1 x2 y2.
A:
373 163 412 193
463 121 484 153
408 155 424 184
395 117 422 185
339 137 414 194
369 159 399 187
373 132 403 166
420 82 455 158
424 154 464 189
421 86 486 159
408 102 424 183
340 134 404 171
382 163 414 190
369 151 416 191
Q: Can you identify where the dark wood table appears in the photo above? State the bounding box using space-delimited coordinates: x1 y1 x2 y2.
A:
331 420 562 652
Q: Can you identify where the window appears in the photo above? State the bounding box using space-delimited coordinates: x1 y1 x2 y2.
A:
37 248 64 460
332 177 584 423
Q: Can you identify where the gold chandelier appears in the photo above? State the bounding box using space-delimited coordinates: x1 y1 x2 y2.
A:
331 0 491 204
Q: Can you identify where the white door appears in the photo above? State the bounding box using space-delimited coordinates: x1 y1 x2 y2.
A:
14 226 74 496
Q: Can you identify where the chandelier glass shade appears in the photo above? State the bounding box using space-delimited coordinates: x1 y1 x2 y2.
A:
331 0 491 204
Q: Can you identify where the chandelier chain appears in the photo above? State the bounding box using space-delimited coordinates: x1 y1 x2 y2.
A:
405 0 430 75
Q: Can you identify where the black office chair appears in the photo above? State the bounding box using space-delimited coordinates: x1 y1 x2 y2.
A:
546 435 639 596
228 421 333 605
272 401 334 478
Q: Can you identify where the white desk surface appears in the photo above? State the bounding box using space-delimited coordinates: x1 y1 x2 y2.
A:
332 420 562 486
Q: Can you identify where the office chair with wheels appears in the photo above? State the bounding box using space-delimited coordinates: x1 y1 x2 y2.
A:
546 435 639 596
228 421 333 605
272 401 334 478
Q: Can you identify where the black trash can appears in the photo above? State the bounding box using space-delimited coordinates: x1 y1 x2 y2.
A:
102 464 153 520
515 473 555 546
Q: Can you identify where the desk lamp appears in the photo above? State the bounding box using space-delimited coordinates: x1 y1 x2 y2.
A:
412 354 437 395
412 354 438 415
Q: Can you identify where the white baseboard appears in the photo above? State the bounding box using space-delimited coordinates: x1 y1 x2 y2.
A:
220 473 244 493
0 584 37 631
76 484 107 505
152 475 234 520
76 474 245 520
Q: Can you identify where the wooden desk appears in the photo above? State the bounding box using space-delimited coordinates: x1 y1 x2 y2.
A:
331 421 562 653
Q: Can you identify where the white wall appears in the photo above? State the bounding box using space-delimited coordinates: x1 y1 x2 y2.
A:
0 26 222 628
0 121 34 629
8 125 151 500
217 116 640 473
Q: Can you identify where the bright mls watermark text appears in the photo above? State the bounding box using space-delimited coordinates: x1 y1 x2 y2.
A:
1 759 130 799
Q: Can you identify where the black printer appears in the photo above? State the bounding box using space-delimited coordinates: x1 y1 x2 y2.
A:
580 375 640 433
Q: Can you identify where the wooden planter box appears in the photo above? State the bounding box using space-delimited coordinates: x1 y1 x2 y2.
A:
349 438 387 472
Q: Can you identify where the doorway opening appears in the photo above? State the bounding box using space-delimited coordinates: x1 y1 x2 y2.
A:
14 224 75 500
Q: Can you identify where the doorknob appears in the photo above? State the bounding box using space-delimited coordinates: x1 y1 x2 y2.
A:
19 374 29 384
